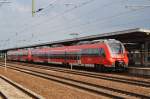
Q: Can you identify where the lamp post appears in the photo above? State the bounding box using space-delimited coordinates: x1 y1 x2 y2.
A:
32 0 35 17
32 0 44 17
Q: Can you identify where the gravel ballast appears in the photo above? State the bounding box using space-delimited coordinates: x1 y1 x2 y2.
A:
0 67 109 99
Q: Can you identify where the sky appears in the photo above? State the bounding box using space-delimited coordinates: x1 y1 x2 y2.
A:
0 0 150 49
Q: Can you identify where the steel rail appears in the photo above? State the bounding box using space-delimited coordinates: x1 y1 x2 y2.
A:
0 75 43 99
1 64 149 99
4 61 150 87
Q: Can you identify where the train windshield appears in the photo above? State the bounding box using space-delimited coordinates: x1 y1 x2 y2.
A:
108 43 124 54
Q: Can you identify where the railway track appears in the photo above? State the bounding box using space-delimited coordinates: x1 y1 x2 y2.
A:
0 91 7 99
4 61 150 88
0 75 43 99
0 63 150 99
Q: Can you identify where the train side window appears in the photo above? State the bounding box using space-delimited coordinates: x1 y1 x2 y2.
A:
93 48 99 56
81 48 99 56
81 49 87 55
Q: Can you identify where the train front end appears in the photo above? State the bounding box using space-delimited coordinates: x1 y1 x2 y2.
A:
107 40 128 70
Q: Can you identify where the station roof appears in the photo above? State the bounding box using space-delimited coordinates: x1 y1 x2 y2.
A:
1 28 150 52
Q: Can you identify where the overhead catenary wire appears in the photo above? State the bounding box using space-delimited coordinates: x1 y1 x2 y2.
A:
2 0 150 49
35 0 58 13
79 12 150 34
9 0 97 47
18 0 126 39
30 0 125 34
32 0 58 15
21 6 150 47
21 0 150 36
13 0 58 33
9 0 149 46
14 15 150 49
14 0 96 35
1 0 58 48
37 5 149 37
4 0 58 40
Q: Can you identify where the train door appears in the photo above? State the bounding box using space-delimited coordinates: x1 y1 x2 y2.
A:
64 51 67 63
77 50 81 64
28 49 32 61
99 48 106 65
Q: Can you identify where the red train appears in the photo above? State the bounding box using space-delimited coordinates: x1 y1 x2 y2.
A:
7 39 128 71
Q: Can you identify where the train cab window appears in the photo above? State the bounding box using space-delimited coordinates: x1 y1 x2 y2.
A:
108 43 123 54
100 48 106 57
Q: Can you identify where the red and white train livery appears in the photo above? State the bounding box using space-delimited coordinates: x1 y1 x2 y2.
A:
7 39 128 71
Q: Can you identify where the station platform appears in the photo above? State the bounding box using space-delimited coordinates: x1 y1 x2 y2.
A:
127 66 150 76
